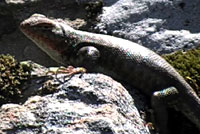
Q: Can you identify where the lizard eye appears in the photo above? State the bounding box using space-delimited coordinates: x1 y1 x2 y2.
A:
36 23 54 30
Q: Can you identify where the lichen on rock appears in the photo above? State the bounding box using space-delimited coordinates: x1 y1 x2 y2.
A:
0 54 31 105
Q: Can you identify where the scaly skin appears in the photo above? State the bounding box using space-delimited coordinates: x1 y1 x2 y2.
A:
20 14 200 134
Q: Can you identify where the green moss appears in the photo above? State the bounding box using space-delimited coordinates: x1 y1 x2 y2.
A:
0 54 31 105
162 47 200 97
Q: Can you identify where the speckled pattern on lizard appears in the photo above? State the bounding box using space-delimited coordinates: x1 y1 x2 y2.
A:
20 14 200 134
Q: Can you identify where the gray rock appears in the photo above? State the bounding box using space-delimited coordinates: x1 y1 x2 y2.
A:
95 0 200 54
0 62 150 134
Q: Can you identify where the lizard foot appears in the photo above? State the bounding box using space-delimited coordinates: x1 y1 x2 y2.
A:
46 66 87 83
56 65 86 75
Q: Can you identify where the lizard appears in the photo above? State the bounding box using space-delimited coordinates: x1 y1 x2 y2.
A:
20 14 200 134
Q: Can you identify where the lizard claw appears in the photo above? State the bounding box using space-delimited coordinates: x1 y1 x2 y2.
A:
56 66 87 76
46 66 86 83
46 66 86 76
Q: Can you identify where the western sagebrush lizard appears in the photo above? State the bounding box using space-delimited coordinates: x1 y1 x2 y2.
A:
20 14 200 134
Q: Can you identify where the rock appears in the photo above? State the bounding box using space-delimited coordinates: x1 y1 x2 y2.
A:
95 0 200 54
0 62 150 134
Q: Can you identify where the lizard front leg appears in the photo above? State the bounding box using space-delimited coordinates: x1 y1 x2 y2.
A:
47 45 100 80
151 87 179 134
74 46 100 71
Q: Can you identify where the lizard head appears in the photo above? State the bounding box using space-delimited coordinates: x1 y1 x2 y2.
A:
20 14 75 65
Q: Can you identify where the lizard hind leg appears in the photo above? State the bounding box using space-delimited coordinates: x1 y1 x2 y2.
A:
151 87 179 134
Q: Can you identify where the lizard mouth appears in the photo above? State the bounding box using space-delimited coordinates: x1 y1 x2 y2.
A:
20 20 51 50
20 14 58 49
20 14 55 37
20 14 68 56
